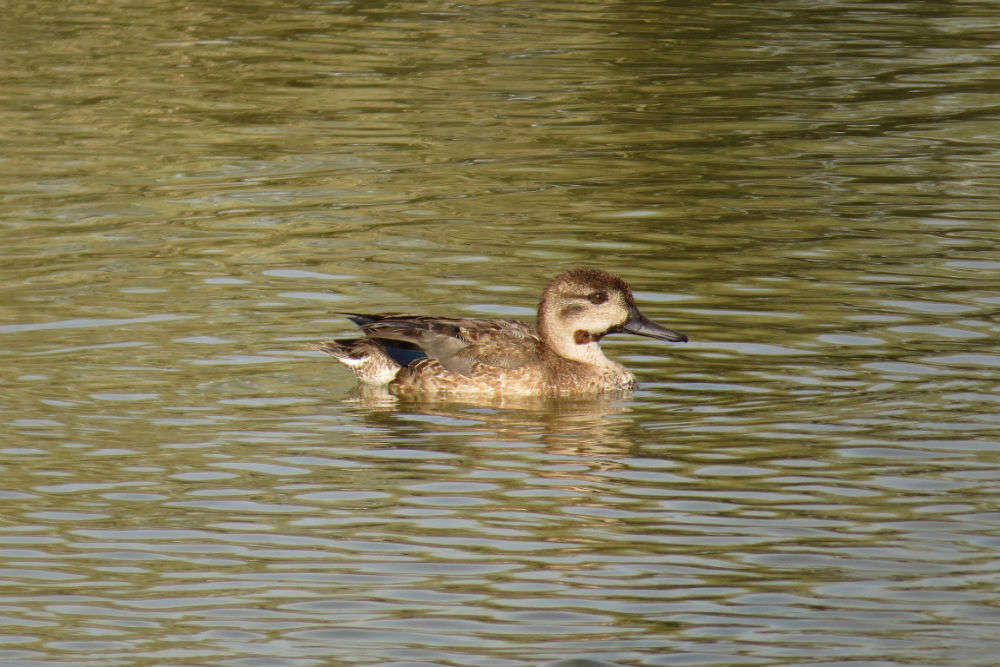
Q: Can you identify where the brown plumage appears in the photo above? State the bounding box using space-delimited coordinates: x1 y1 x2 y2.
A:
316 269 686 397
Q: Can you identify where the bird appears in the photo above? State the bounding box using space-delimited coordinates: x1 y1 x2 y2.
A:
316 268 686 397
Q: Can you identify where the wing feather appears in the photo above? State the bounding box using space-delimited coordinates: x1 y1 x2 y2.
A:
342 313 541 377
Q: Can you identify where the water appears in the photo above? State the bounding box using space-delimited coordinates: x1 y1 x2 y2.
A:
2 1 1000 665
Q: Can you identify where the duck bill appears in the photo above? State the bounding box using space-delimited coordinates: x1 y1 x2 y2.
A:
621 307 687 342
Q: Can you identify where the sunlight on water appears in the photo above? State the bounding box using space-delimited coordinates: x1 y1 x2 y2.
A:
2 0 1000 665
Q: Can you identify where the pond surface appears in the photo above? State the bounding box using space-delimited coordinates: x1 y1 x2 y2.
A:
2 1 1000 665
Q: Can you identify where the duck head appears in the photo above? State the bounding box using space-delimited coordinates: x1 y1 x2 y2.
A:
539 269 686 364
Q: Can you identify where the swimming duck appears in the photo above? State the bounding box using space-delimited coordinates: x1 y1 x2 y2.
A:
317 268 686 397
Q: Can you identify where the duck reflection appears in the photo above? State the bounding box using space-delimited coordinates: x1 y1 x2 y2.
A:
342 384 638 457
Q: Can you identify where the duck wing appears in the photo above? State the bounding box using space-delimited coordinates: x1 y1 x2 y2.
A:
343 313 542 377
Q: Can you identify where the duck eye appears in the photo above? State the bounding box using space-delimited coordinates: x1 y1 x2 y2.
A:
588 291 608 305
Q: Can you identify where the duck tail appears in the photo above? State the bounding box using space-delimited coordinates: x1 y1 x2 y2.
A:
314 339 401 386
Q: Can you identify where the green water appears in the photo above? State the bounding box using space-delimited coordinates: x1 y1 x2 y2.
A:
2 1 999 665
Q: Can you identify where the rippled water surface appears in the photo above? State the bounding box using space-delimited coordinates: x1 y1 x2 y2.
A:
3 1 1000 665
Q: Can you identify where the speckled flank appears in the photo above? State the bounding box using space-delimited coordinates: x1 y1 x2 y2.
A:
317 269 686 397
390 353 636 398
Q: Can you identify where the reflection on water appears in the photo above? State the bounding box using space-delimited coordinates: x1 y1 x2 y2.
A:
3 0 1000 665
350 387 638 455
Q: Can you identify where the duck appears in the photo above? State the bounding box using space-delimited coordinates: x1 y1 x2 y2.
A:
316 268 686 397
